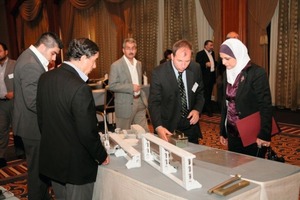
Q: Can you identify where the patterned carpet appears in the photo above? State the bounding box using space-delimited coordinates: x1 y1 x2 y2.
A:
0 114 299 199
0 160 27 184
199 114 300 166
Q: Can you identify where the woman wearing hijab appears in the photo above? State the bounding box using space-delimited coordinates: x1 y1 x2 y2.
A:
219 38 272 158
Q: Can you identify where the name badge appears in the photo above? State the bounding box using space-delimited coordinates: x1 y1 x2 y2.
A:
192 82 198 93
8 73 14 79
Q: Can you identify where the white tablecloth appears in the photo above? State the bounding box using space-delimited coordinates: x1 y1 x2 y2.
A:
92 89 105 106
92 141 300 200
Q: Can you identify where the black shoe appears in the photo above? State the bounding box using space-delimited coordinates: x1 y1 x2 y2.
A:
0 158 7 168
17 154 26 160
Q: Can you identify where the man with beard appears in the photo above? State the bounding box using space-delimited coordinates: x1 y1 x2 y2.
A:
0 42 24 168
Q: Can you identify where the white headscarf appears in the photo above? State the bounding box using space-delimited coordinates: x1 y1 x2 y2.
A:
220 38 250 85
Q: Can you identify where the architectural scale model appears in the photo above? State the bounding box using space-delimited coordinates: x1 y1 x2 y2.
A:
109 133 141 169
141 133 202 191
99 123 145 169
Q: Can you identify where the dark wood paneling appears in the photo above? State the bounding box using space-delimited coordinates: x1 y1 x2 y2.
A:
221 0 247 44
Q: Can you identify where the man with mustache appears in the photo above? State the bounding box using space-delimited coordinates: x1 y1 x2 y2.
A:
109 38 149 132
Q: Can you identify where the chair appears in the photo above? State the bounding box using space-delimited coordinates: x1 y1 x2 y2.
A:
96 86 115 133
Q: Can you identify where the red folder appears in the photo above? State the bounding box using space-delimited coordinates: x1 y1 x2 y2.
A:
236 112 280 147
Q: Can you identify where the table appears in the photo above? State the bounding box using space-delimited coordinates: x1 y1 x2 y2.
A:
92 88 105 106
0 186 19 199
89 83 104 90
92 141 300 199
92 85 150 107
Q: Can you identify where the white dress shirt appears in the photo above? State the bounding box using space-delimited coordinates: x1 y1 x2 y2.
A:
123 55 140 96
204 49 215 72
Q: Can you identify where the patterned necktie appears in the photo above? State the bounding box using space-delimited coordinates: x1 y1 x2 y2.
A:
177 72 188 117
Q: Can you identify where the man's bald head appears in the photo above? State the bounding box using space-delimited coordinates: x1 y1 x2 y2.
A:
226 31 239 39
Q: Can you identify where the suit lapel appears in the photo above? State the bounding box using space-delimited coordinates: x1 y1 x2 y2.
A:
166 62 178 88
186 68 194 107
121 57 133 84
4 59 11 78
236 71 247 99
28 49 47 73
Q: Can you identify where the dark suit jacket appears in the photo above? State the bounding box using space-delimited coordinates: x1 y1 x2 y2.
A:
13 48 46 140
4 58 16 93
220 63 273 142
37 63 107 184
195 50 216 85
149 61 205 133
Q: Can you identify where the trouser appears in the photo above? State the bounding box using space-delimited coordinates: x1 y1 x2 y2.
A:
22 138 51 200
227 134 267 158
0 100 13 158
52 180 94 200
116 97 149 132
203 81 214 114
176 117 202 144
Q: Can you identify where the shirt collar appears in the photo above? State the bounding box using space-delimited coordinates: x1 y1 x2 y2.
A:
63 61 88 82
123 55 137 66
29 45 49 71
171 60 186 77
204 49 212 54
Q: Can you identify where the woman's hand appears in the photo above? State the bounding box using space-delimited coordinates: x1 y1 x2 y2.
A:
220 136 228 146
256 138 270 148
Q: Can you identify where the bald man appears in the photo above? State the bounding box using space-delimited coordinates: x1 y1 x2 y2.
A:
226 31 239 39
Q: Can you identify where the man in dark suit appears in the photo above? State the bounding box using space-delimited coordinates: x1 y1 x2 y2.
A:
149 39 205 144
196 40 217 117
13 32 63 200
37 38 109 199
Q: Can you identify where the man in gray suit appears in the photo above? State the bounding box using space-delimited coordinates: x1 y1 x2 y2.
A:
0 42 22 168
13 32 63 200
109 38 149 132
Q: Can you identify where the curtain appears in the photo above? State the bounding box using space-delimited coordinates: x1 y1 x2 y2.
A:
105 0 133 59
195 0 213 53
270 3 279 105
17 0 49 51
69 0 97 9
95 1 118 77
65 0 120 78
199 0 221 56
162 0 199 54
275 0 300 110
19 0 42 21
247 0 278 73
59 0 75 60
131 0 159 79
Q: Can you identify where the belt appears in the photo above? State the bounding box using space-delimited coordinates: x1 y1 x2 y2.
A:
133 94 140 99
0 98 8 101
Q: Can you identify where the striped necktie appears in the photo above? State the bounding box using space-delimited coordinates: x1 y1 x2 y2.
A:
177 72 188 117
